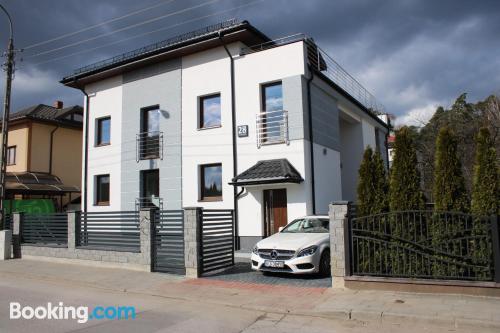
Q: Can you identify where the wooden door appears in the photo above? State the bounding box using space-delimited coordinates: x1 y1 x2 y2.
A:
263 189 288 237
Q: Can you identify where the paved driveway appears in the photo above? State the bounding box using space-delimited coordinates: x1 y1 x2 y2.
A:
204 259 332 288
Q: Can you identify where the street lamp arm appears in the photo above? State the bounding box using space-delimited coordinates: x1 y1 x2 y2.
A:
0 4 13 39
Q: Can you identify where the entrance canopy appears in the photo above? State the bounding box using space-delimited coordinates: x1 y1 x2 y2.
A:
229 159 303 186
5 172 80 195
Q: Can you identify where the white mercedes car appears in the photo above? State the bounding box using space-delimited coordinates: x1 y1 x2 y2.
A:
251 216 330 276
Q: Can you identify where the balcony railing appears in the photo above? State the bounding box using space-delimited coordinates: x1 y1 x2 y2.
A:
136 131 163 162
256 110 289 148
135 196 163 211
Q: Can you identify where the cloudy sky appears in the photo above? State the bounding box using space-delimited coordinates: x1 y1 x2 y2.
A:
0 0 498 125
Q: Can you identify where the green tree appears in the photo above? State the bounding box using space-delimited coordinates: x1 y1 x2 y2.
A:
357 146 374 217
389 126 425 211
433 127 469 212
469 127 499 279
471 127 499 216
356 147 389 216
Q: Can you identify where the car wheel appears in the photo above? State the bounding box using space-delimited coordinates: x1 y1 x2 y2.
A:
319 249 331 277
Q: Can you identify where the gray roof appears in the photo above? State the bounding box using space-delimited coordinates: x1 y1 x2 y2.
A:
61 19 270 87
230 159 303 186
8 104 83 127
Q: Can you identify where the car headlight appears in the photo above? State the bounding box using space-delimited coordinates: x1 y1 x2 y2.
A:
252 246 259 255
297 245 318 257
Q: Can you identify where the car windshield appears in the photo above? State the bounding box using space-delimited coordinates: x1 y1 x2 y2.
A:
281 218 329 233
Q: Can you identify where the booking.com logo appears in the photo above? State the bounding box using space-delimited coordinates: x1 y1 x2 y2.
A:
10 302 136 324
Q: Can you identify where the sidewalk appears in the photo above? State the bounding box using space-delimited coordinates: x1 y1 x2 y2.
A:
1 259 499 331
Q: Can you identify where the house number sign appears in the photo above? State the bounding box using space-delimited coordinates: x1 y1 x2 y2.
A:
237 125 249 137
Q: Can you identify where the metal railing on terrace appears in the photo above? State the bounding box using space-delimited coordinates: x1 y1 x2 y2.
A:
136 131 163 162
241 34 385 115
256 110 289 148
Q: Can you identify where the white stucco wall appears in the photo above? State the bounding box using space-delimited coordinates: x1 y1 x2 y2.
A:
84 76 123 211
312 143 342 214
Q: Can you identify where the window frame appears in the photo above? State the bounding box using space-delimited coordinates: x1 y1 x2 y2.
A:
198 93 222 130
6 146 16 166
95 116 111 147
199 163 223 202
261 81 283 112
95 174 110 206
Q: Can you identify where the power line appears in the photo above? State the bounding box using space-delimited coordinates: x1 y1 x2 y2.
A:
21 0 178 51
25 0 220 59
32 0 264 66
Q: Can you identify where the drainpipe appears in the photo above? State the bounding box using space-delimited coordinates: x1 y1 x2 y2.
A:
48 126 59 174
218 32 240 250
306 66 316 215
73 79 89 212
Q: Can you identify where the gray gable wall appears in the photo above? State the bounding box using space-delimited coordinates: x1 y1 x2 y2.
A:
120 59 182 210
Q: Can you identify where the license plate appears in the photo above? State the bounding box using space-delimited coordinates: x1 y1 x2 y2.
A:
264 260 284 268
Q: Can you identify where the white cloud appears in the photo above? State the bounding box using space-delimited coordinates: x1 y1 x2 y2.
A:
394 102 442 127
12 66 60 95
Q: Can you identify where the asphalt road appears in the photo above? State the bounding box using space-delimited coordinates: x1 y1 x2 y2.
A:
0 270 492 333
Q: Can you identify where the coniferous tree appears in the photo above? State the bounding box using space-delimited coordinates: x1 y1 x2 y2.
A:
471 127 499 216
433 127 469 212
389 126 425 211
357 146 374 217
470 128 499 279
372 151 389 214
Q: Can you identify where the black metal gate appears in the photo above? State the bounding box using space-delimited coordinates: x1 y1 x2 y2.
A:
152 210 185 275
200 209 234 275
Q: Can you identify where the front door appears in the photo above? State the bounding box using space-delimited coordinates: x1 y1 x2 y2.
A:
263 189 287 237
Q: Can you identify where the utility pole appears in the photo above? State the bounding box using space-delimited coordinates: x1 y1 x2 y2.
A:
0 4 15 230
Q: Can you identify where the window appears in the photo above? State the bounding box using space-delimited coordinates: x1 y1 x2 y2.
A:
96 117 111 146
7 146 16 165
95 174 110 205
261 82 284 142
140 106 161 159
262 82 283 112
199 94 221 129
140 169 160 208
200 163 222 201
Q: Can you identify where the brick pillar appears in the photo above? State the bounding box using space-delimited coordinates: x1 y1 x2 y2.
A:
329 201 351 289
140 208 155 272
12 212 23 259
184 207 203 278
67 211 80 250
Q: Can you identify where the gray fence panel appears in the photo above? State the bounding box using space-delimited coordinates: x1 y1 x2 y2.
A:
22 213 68 247
153 210 185 275
78 211 140 252
200 209 234 274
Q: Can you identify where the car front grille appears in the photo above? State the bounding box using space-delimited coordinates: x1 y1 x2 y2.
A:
258 249 295 260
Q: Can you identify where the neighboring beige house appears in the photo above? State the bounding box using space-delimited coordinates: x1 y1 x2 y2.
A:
2 101 83 211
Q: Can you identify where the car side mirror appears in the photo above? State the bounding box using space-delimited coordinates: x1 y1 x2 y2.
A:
278 227 284 232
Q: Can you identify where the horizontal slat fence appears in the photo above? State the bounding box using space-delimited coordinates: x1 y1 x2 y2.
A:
200 209 234 274
22 213 68 246
152 210 185 274
78 211 140 252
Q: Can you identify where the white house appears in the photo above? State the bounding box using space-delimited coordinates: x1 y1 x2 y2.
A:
61 20 389 250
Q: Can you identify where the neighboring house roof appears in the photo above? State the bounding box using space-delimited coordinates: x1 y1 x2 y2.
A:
61 19 270 88
230 159 304 186
6 172 80 194
6 104 83 128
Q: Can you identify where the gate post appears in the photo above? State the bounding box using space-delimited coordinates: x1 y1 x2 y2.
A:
140 208 155 272
0 227 11 260
184 207 203 278
329 201 351 289
491 215 500 284
67 211 80 250
12 212 23 259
